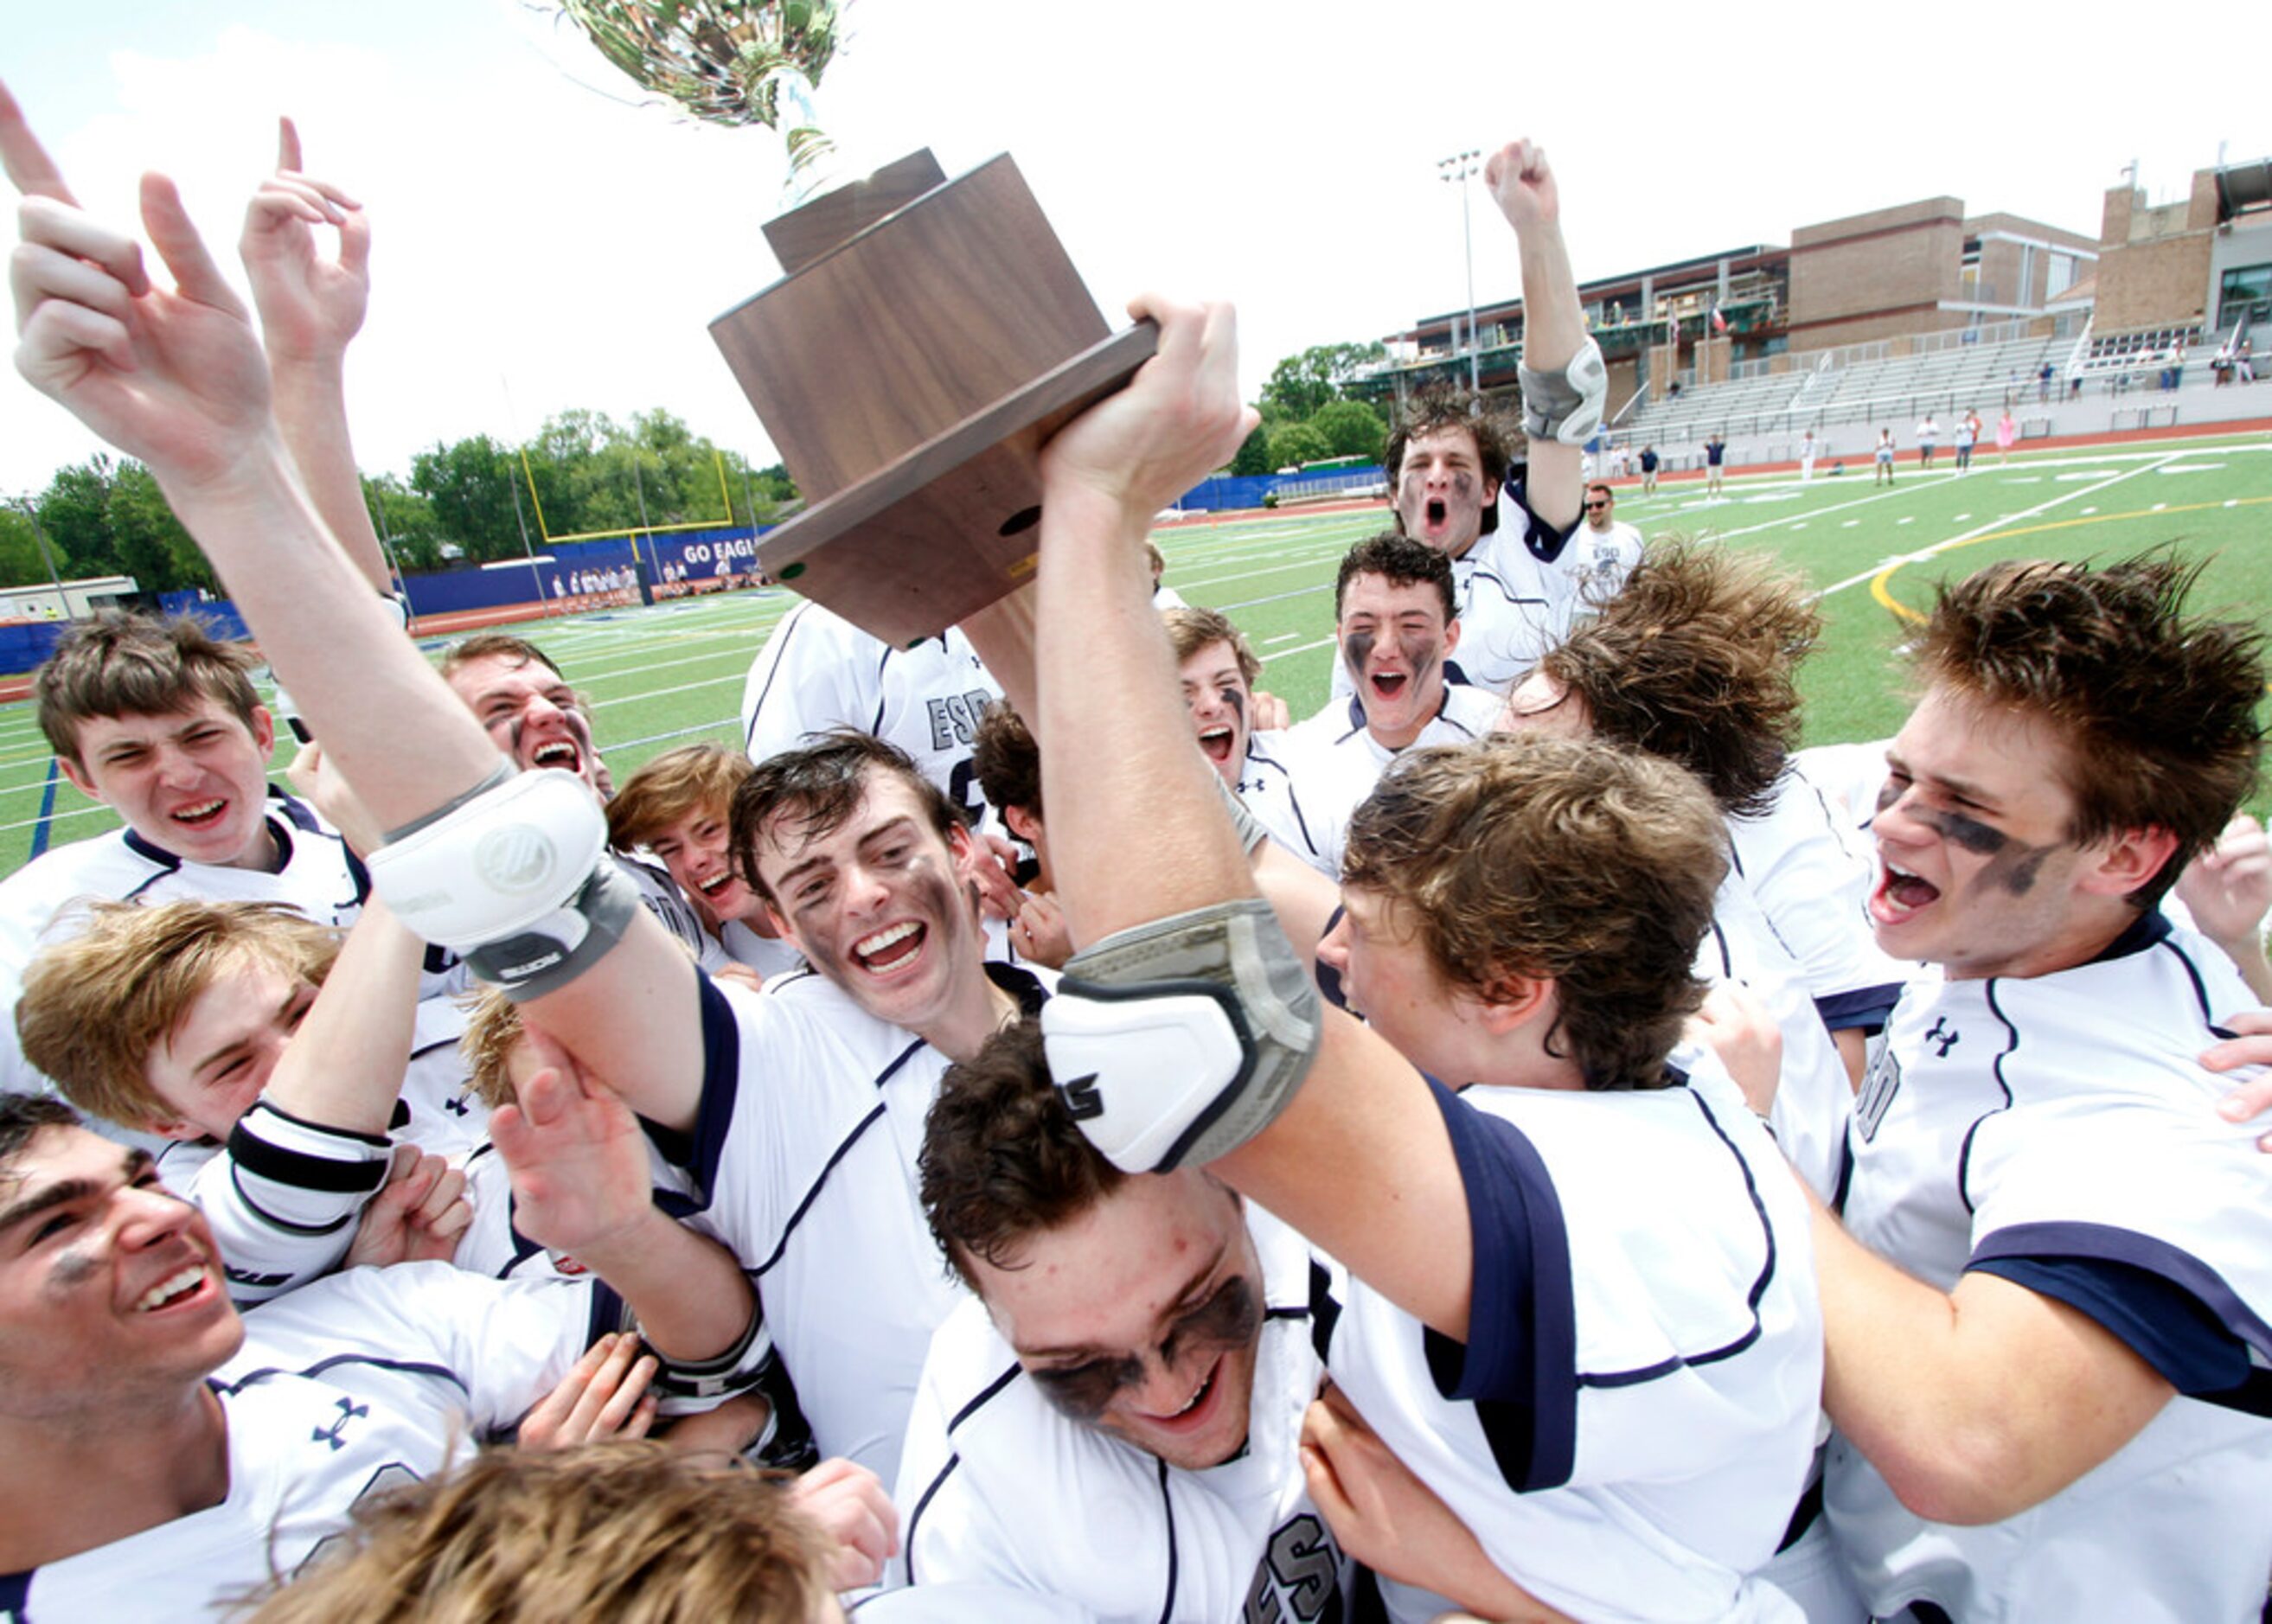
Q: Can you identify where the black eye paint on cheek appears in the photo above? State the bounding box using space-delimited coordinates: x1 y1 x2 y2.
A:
1920 807 2009 857
1031 1355 1142 1422
1874 778 1901 815
48 1245 99 1293
1342 630 1376 681
1984 840 2057 896
1398 633 1439 688
1224 687 1245 723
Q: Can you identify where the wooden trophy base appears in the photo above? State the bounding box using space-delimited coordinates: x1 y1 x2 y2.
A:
710 150 1154 646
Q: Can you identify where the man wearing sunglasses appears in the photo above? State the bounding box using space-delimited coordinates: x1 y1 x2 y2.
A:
1572 482 1645 606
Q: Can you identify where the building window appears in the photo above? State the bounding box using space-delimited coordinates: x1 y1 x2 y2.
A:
2217 264 2271 331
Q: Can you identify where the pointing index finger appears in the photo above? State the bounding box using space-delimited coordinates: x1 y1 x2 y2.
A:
0 80 79 207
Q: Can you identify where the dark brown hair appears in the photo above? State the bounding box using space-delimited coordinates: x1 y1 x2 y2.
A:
919 1018 1127 1288
1334 531 1457 623
972 701 1042 822
1384 387 1518 535
1910 553 2264 905
1342 734 1725 1089
1539 541 1819 817
730 731 963 905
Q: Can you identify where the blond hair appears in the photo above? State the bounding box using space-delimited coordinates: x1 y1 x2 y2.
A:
240 1442 834 1624
16 901 340 1130
606 744 755 854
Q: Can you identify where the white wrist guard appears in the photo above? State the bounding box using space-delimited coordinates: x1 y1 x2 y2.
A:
1519 336 1608 446
368 764 636 998
1042 897 1318 1173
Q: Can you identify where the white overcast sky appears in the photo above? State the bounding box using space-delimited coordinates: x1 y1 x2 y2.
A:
2 0 2258 497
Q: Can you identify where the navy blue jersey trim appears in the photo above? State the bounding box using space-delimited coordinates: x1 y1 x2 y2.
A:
1155 1455 1178 1624
1418 1078 1578 1491
2087 907 2173 967
742 604 809 752
872 1037 927 1092
1309 1260 1342 1363
947 1361 1025 1433
215 1352 467 1399
1970 1218 2272 1372
676 975 746 1201
1578 1087 1778 1385
2154 931 2219 1026
1706 920 1735 980
585 1280 628 1346
1462 567 1550 610
899 1449 964 1589
1814 982 1903 1034
224 1168 357 1240
1969 1250 2257 1405
752 1105 888 1277
1955 981 2022 1216
0 1568 29 1618
120 824 187 871
984 961 1052 1019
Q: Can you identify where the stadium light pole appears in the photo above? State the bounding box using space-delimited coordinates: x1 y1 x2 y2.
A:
1438 150 1482 394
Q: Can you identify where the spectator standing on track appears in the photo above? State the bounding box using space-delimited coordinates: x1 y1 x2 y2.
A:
2038 361 2055 402
1705 432 1726 496
1874 427 1897 486
1996 408 2018 464
1954 409 1979 472
1798 428 1818 482
1915 412 1939 470
1640 442 1660 495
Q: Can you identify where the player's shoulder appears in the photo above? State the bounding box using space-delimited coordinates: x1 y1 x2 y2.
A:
1436 681 1504 738
0 826 150 906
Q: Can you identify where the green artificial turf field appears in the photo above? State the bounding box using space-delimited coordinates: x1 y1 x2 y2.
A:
0 429 2265 875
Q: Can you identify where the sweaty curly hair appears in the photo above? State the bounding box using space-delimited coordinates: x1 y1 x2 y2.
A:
1910 553 2263 905
919 1017 1126 1286
1341 734 1725 1090
1538 540 1821 817
1385 387 1520 537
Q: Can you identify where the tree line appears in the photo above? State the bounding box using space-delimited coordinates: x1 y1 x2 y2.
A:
0 407 797 595
0 345 1386 595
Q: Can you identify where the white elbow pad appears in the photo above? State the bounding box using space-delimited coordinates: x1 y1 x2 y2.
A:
1041 898 1318 1173
368 764 634 997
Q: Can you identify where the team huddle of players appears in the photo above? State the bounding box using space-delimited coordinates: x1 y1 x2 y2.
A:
4 80 2272 1624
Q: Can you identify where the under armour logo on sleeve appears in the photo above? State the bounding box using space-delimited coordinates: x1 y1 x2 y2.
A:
1925 1018 1960 1058
312 1397 369 1452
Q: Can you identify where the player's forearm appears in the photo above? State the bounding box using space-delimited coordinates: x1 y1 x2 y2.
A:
155 436 499 825
258 898 420 1136
268 353 394 597
1035 481 1252 947
578 1209 758 1365
1515 220 1584 374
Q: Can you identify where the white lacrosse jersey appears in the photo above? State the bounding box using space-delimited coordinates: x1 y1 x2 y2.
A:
1330 478 1587 700
0 792 369 1096
662 963 1053 1487
1232 730 1338 876
0 1265 608 1623
892 1210 1354 1621
1279 686 1503 879
1701 867 1853 1205
740 600 1003 827
1829 913 2272 1622
1323 1056 1819 1624
1726 765 1907 1035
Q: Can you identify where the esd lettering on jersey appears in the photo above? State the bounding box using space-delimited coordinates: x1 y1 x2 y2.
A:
1242 1512 1343 1624
926 690 995 751
1853 1042 1904 1143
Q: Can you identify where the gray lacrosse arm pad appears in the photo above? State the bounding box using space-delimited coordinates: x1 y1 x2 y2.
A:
1519 335 1609 446
1041 897 1319 1173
